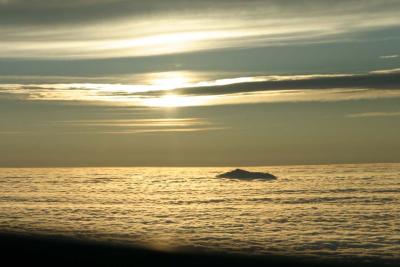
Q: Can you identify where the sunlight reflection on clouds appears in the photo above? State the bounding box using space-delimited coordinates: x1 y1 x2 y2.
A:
1 72 400 107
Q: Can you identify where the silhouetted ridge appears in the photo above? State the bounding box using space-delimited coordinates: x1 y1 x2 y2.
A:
217 169 277 180
1 232 398 267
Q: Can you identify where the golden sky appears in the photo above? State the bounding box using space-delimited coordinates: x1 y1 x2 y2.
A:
0 1 400 166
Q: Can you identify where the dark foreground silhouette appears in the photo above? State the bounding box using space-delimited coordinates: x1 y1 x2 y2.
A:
217 169 277 180
0 232 398 267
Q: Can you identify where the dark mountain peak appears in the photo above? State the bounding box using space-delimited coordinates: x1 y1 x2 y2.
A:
216 169 277 180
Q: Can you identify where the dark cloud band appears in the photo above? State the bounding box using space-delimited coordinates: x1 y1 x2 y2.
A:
143 72 400 97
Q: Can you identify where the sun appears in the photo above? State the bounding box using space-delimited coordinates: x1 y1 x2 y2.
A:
143 94 202 108
149 72 189 88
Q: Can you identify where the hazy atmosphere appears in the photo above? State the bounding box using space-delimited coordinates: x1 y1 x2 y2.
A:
1 1 400 267
1 0 400 167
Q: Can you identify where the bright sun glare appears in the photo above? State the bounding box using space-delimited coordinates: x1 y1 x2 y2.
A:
143 94 203 108
149 72 190 89
141 72 206 107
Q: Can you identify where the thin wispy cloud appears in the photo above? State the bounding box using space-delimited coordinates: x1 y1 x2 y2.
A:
204 89 400 106
56 118 208 128
347 111 400 118
82 127 226 135
55 117 226 135
0 117 224 135
1 1 400 59
380 54 399 59
369 68 400 74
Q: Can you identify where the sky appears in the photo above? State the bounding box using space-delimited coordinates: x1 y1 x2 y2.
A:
0 0 400 167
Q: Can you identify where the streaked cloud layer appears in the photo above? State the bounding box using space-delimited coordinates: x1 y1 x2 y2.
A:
1 0 400 58
1 71 399 107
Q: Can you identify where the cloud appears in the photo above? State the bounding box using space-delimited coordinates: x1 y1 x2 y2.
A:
380 54 399 59
0 117 225 135
1 1 397 26
369 68 400 74
150 72 400 96
54 118 224 134
1 1 400 58
78 127 226 134
57 118 207 127
208 89 400 105
347 111 400 118
1 71 400 106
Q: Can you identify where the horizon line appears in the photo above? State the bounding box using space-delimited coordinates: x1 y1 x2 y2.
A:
0 161 398 169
